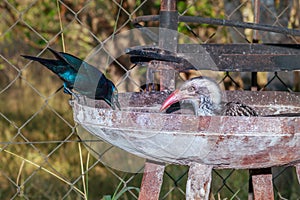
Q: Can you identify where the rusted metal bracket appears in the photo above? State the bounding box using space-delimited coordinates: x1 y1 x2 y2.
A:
127 44 300 72
186 163 213 200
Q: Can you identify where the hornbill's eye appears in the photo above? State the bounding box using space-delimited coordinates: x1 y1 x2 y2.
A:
187 86 196 92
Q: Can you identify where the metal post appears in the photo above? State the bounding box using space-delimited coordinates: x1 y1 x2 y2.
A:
253 0 260 43
251 0 260 91
249 2 274 199
249 168 274 200
139 1 178 199
159 0 178 91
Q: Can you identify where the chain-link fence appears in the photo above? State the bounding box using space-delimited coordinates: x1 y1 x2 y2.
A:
1 0 300 199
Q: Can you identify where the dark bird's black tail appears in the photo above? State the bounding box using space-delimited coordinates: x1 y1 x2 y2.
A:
21 55 65 72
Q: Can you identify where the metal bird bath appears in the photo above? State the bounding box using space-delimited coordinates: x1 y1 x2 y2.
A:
71 90 300 169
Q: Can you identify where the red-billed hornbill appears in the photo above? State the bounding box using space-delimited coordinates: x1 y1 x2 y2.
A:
160 76 260 196
160 76 258 116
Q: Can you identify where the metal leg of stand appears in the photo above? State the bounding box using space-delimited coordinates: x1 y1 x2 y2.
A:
138 160 165 200
186 163 212 200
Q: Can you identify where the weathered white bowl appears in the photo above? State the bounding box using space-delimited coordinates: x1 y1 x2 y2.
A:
71 91 300 169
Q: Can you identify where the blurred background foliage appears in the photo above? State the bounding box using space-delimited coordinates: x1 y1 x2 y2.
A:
0 0 300 199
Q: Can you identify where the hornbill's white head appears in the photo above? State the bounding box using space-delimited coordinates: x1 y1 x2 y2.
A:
160 76 222 116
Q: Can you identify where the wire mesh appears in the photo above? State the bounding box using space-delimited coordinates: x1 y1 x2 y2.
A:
0 0 299 199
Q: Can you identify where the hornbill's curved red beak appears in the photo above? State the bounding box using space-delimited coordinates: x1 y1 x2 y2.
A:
160 89 188 112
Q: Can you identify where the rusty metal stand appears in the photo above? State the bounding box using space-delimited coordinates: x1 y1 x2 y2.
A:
186 163 213 200
135 1 299 199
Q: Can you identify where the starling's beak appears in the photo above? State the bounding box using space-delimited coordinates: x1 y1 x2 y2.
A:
115 98 121 110
112 94 121 110
160 89 188 112
105 93 121 110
